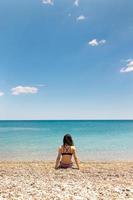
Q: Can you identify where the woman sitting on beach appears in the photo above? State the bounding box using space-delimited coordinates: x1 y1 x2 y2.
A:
55 134 80 169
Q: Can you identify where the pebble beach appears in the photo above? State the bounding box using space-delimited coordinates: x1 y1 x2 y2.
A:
0 161 133 200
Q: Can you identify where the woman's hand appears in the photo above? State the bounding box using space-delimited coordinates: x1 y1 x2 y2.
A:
55 147 61 170
73 147 80 170
55 166 58 170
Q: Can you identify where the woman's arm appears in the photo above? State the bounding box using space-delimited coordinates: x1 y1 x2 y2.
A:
73 147 80 169
55 147 61 169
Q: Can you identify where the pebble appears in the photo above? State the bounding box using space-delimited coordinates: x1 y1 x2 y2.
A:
0 161 133 200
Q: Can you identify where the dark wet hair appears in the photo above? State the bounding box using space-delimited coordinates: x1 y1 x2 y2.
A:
63 134 74 146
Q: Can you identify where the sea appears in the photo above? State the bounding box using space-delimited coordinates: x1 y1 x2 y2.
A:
0 120 133 161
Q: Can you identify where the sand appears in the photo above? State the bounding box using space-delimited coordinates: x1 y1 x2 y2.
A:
0 161 133 200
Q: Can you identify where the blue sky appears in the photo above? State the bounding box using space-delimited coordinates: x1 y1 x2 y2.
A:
0 0 133 119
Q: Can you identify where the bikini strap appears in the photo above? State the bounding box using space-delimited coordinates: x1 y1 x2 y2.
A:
62 145 72 154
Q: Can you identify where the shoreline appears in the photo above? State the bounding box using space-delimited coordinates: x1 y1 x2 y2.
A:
0 160 133 163
0 161 133 199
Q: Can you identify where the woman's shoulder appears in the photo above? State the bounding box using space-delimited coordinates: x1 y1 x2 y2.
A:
71 145 76 151
58 145 64 151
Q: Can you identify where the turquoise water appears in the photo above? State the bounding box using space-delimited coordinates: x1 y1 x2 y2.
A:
0 120 133 161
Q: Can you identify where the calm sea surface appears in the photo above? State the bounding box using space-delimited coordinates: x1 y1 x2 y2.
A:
0 120 133 161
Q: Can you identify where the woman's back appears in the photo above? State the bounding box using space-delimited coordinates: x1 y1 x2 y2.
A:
60 145 75 164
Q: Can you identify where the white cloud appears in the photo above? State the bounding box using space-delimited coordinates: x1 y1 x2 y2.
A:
42 0 54 5
0 91 4 96
125 59 133 62
76 15 86 21
11 86 38 95
88 39 98 46
88 39 106 46
120 60 133 73
99 40 106 44
74 0 79 7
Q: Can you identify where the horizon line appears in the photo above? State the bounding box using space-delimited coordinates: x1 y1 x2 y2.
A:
0 119 133 121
